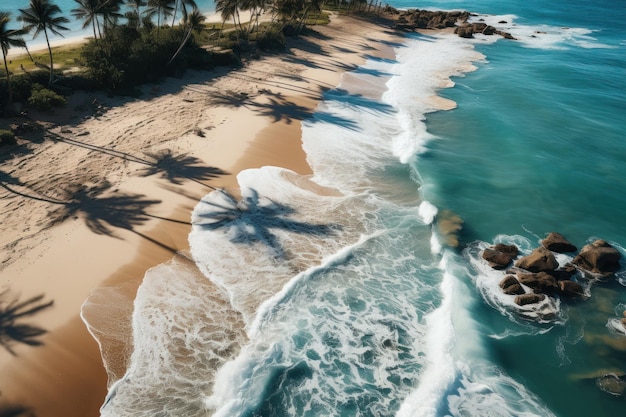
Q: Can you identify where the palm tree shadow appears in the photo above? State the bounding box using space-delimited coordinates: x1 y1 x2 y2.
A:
139 149 229 186
194 188 339 259
0 289 54 357
48 182 161 237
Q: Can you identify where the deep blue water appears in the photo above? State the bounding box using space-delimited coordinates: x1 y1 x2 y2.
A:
22 0 623 416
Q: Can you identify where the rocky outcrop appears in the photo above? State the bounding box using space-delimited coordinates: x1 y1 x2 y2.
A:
394 9 470 31
572 240 622 277
515 293 546 306
481 232 622 312
391 9 515 40
499 275 525 295
454 22 516 40
482 243 518 269
515 246 559 273
542 232 577 253
517 271 559 294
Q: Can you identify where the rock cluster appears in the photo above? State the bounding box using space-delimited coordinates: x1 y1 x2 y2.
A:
481 232 622 308
388 8 515 40
455 22 516 39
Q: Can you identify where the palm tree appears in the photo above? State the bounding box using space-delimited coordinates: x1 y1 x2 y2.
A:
0 12 27 105
71 0 102 41
18 0 70 87
97 0 123 34
146 0 175 40
215 0 244 37
167 5 205 65
170 0 197 26
126 0 147 28
0 289 54 356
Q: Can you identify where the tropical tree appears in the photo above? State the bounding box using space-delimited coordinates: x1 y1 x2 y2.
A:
0 290 54 356
18 0 70 87
170 0 197 26
71 0 102 41
126 0 147 28
215 0 244 37
97 0 124 35
167 5 205 65
0 12 27 105
146 0 175 39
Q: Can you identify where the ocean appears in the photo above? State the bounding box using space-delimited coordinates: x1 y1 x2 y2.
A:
10 0 625 415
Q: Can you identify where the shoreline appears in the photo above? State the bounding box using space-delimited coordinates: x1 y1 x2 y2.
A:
0 13 404 416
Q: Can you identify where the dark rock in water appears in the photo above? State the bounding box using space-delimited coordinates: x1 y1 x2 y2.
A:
515 246 559 273
572 240 622 277
482 243 519 269
499 274 518 289
504 283 525 295
548 263 577 281
596 374 626 397
542 232 577 253
498 20 508 24
455 25 475 38
396 9 471 30
483 248 514 269
558 280 585 298
515 293 546 306
517 271 559 294
500 275 525 295
494 243 519 256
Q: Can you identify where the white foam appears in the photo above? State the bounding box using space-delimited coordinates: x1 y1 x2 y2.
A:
418 200 438 225
469 13 615 50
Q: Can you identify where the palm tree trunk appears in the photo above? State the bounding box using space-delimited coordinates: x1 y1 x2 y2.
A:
43 29 54 87
171 0 180 26
2 51 13 104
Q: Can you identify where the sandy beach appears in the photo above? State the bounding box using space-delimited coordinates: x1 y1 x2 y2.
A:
0 12 402 417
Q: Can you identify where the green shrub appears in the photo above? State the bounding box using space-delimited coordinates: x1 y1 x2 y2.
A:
27 84 67 111
0 130 17 146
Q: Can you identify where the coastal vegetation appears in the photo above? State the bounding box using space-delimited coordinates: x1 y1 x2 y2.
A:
0 0 383 116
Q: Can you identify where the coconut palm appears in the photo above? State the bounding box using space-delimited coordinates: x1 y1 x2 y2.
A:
215 0 244 36
71 0 102 41
126 0 147 28
0 12 27 105
146 0 175 39
167 5 205 65
0 289 53 356
170 0 197 26
18 0 70 87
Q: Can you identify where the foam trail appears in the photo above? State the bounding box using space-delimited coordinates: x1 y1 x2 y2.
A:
248 231 384 338
396 253 457 417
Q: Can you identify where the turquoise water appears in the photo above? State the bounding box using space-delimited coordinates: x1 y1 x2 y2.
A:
63 0 626 416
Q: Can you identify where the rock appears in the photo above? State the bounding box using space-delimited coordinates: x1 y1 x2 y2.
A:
504 283 525 295
500 275 525 294
549 264 577 280
542 232 577 253
482 25 497 35
515 246 559 273
455 26 475 38
517 271 559 293
483 248 515 269
494 243 519 256
558 280 585 298
572 240 622 277
499 275 518 289
596 374 626 397
515 293 546 306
